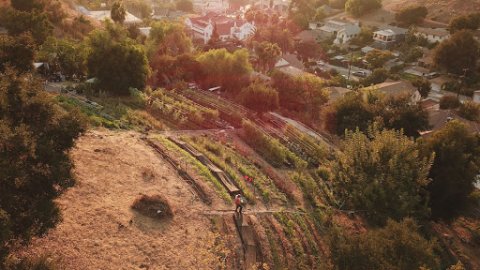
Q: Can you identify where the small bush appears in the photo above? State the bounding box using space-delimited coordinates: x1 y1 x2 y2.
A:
458 101 480 121
440 95 461 109
131 194 173 219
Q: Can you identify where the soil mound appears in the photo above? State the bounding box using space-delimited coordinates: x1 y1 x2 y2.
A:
132 194 173 219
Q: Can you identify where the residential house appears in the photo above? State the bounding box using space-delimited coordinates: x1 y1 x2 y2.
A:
373 26 407 49
294 30 322 44
474 90 480 104
421 109 480 137
76 6 143 25
185 13 255 44
414 27 450 43
275 55 309 77
317 20 361 45
361 80 421 103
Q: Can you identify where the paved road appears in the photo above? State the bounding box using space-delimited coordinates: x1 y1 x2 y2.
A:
322 63 371 82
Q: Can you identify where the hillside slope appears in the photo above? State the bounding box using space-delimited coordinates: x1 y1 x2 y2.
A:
16 130 230 270
383 0 480 23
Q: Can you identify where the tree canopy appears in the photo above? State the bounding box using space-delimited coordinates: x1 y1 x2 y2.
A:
0 69 85 264
238 81 279 114
433 30 479 75
324 92 429 137
0 33 35 73
86 21 150 95
449 12 480 34
395 5 428 26
330 218 440 269
196 48 252 95
419 120 480 219
111 1 126 24
327 127 432 225
255 41 281 72
272 71 329 120
345 0 381 17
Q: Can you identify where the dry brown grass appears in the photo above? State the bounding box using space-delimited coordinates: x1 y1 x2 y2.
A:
131 194 173 219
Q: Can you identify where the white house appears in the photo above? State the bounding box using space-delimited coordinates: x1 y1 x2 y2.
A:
414 27 450 43
373 26 407 49
474 90 480 104
317 20 361 44
185 13 255 43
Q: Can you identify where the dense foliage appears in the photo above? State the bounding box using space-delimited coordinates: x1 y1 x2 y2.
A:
272 72 328 120
433 30 479 75
327 127 432 225
419 121 480 219
238 81 279 114
111 1 126 24
330 218 440 270
449 12 480 34
0 33 35 73
345 0 381 17
196 48 252 95
324 92 429 137
86 21 150 95
395 5 428 26
0 69 85 264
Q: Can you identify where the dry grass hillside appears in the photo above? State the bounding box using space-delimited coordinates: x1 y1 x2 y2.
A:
16 130 232 270
383 0 480 23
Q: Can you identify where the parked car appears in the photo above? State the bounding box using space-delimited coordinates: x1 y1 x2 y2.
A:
352 71 368 78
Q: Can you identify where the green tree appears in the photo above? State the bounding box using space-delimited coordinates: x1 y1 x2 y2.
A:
361 68 389 85
176 0 193 12
380 94 430 137
330 218 440 270
345 0 381 17
196 48 252 95
288 0 318 29
255 41 281 72
433 30 479 75
364 49 393 69
111 1 126 24
238 81 279 114
147 21 192 56
419 120 480 219
86 21 150 95
38 37 88 77
395 5 428 26
2 9 53 44
412 77 431 98
439 95 461 109
458 101 480 121
272 71 329 120
327 127 432 225
295 41 323 62
449 12 480 34
323 92 374 135
0 69 85 264
10 0 43 11
0 33 35 73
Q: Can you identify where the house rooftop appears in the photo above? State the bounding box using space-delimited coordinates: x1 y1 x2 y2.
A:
361 80 416 96
421 109 480 136
375 26 408 36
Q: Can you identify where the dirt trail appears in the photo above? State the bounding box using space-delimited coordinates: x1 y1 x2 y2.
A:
18 130 229 270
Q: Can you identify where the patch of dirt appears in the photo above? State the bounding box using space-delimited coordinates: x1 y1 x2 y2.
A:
383 0 480 23
16 129 229 270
